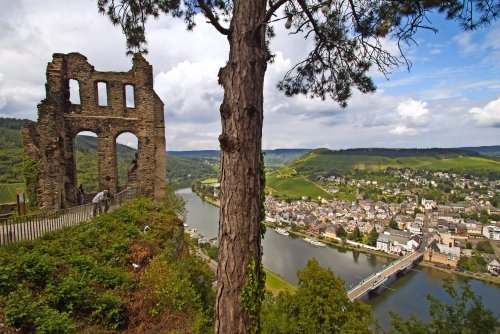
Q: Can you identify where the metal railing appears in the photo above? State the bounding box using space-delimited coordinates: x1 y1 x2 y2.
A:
346 252 424 300
0 187 141 246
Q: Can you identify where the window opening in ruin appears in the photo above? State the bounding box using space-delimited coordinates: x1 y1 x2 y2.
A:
116 132 138 186
69 79 81 104
97 82 108 106
75 131 99 193
125 85 135 108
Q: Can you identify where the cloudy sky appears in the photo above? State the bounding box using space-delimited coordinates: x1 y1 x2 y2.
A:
1 0 499 151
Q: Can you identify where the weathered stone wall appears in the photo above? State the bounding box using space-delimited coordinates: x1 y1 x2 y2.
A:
23 53 166 211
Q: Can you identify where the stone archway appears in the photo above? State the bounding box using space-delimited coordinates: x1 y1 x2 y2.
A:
22 53 166 210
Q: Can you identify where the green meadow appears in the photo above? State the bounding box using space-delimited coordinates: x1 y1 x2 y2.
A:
201 178 219 184
266 175 332 199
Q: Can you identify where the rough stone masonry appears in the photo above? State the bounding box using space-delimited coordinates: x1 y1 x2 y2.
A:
22 53 166 210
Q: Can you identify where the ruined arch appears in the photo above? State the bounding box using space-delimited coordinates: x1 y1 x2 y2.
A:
74 131 99 194
22 53 166 210
115 131 138 189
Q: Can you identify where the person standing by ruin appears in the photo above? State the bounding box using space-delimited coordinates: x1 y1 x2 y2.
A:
103 189 113 213
78 184 85 205
92 189 108 217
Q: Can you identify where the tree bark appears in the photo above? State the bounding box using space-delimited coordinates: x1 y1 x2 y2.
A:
214 0 267 333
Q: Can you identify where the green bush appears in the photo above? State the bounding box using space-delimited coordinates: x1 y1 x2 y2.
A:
0 265 16 294
93 266 133 290
17 252 58 287
0 195 215 332
4 285 39 327
34 307 76 334
43 273 95 313
476 240 495 254
91 291 125 329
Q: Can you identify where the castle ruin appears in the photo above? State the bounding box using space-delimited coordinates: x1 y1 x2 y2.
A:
22 53 166 210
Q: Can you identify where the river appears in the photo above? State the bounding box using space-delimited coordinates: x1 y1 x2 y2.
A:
177 188 500 331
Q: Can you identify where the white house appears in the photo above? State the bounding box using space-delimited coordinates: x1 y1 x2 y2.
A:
410 222 423 235
376 237 391 252
487 259 500 274
483 225 500 240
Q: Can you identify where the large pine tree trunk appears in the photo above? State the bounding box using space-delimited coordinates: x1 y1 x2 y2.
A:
214 0 267 332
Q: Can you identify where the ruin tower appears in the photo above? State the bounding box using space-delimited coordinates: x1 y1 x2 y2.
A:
22 53 166 210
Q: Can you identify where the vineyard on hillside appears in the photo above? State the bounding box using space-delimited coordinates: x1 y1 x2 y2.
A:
0 183 25 203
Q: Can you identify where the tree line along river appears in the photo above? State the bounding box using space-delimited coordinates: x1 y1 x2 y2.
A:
177 188 500 332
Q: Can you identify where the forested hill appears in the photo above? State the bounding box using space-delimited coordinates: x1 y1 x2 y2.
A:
167 148 312 169
75 135 137 158
0 117 32 129
311 147 481 158
0 118 30 183
459 145 500 157
167 148 311 156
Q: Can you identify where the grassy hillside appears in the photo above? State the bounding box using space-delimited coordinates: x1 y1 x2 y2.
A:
266 175 333 200
266 148 500 199
0 196 215 333
291 148 500 174
0 183 26 203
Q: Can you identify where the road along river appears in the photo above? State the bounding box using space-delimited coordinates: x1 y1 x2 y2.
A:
177 188 500 331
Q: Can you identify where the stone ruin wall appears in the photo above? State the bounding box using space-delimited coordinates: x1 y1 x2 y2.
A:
22 53 166 210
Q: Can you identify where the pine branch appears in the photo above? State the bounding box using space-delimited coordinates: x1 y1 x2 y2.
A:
198 0 230 35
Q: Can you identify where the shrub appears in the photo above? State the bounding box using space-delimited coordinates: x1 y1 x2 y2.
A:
43 273 95 313
17 252 58 287
0 265 16 294
91 291 125 329
476 241 495 254
34 307 76 334
4 285 39 328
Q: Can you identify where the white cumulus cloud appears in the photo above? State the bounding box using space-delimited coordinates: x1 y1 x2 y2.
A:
389 98 432 135
469 96 500 127
389 125 419 136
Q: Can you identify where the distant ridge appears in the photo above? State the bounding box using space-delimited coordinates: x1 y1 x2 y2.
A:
167 150 220 156
458 145 500 157
167 148 311 156
312 147 481 158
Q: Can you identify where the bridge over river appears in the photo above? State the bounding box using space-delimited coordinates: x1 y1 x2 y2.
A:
347 251 424 301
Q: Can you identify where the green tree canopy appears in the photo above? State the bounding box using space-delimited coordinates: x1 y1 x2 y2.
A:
348 226 363 242
336 225 347 238
261 258 377 333
368 226 380 246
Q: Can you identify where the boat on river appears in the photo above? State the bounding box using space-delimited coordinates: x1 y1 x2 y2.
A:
303 237 326 247
274 228 289 236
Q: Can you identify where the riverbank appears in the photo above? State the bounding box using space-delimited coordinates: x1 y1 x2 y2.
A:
264 222 399 260
192 184 220 207
418 261 500 285
264 269 298 295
